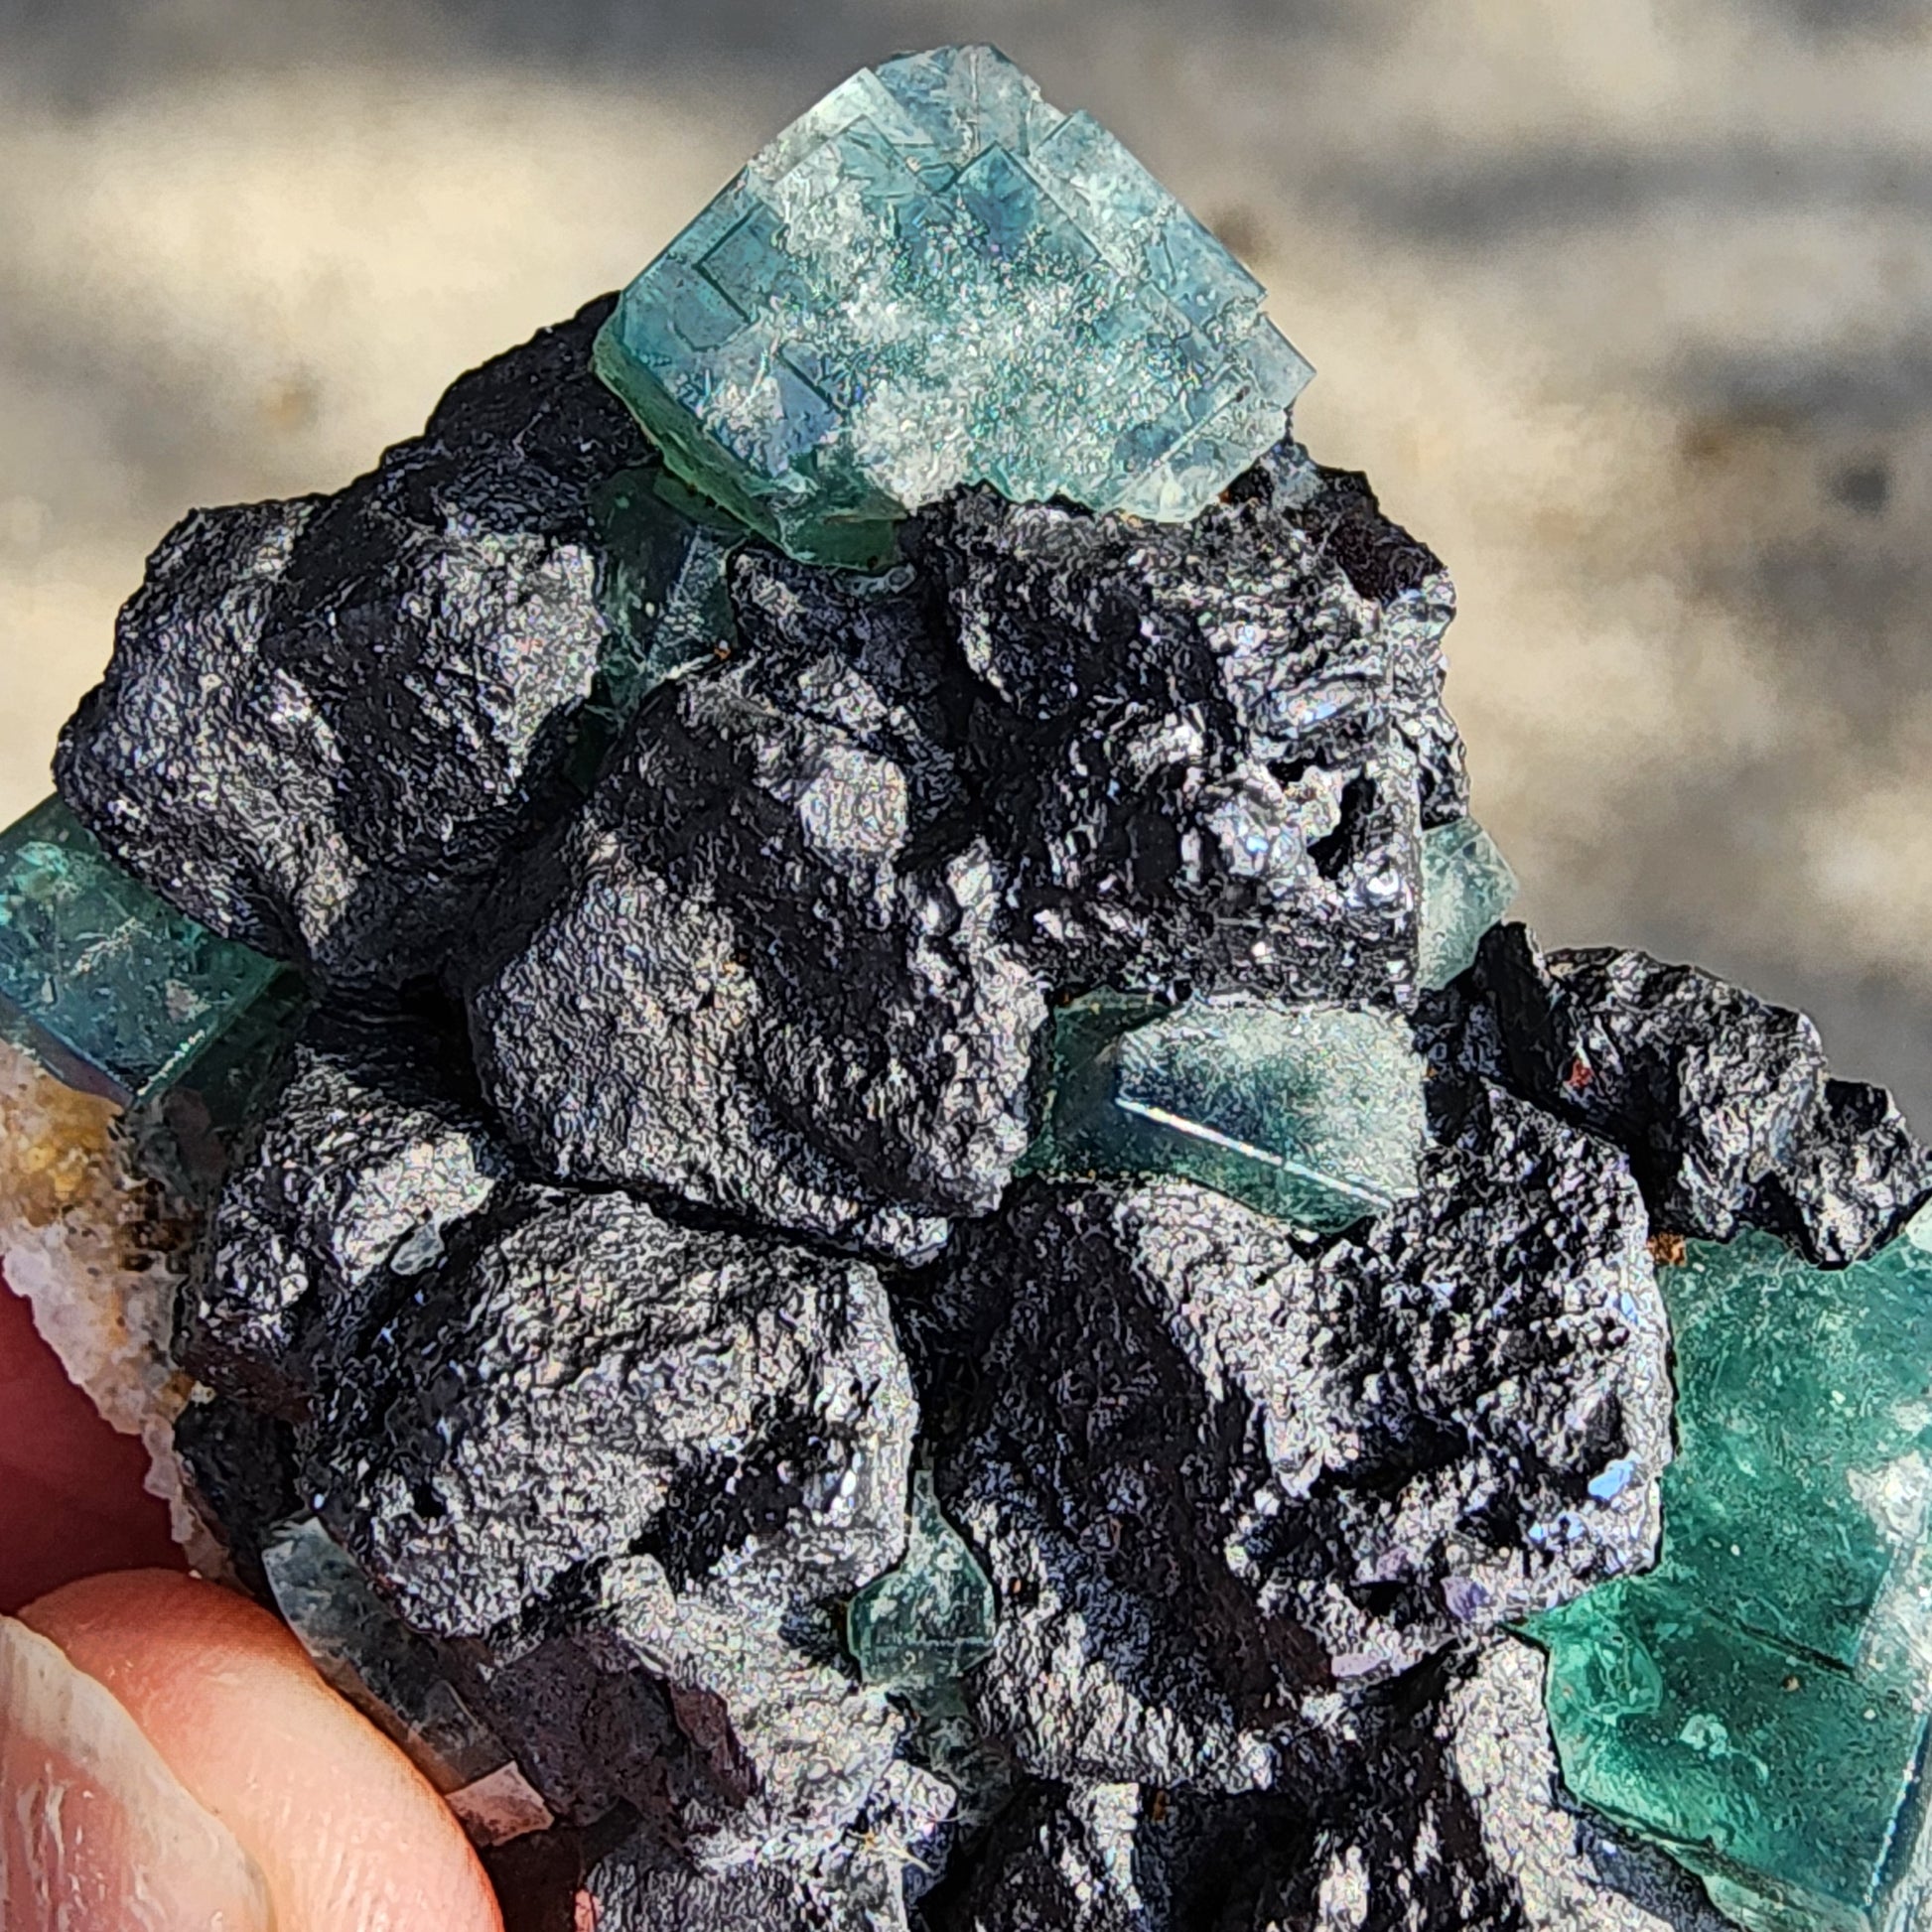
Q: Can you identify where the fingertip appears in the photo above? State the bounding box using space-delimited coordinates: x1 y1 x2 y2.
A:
0 1276 182 1612
23 1570 503 1932
0 1609 273 1932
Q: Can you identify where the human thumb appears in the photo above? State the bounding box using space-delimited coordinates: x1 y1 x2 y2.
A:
4 1569 503 1932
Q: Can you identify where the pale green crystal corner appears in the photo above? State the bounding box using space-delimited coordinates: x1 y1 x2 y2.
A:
1418 816 1517 989
848 1469 997 1693
594 44 1312 566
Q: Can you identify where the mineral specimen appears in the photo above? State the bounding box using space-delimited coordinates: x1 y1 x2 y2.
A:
12 39 1932 1932
1530 1219 1932 1932
847 1468 997 1694
593 44 1312 566
935 1082 1671 1792
260 1514 555 1847
179 1005 508 1417
1438 921 1932 1265
55 298 653 986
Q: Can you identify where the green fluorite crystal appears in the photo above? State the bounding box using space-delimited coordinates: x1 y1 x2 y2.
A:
1034 993 1427 1232
594 469 743 708
1418 815 1517 989
1529 1219 1932 1932
594 44 1312 566
262 1516 508 1793
847 1469 997 1693
0 795 283 1107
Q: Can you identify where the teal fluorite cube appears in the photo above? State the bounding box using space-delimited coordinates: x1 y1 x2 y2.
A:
1529 1221 1932 1932
594 44 1312 566
262 1517 508 1792
847 1470 996 1693
0 795 283 1106
1034 993 1427 1232
1418 815 1517 989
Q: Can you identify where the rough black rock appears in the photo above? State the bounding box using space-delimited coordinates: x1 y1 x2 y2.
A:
179 1005 509 1417
274 1180 928 1855
168 1397 302 1599
463 437 1465 1258
55 296 651 984
303 1184 915 1636
910 446 1458 1008
439 1545 953 1861
463 594 1045 1263
930 1644 1727 1932
1385 1639 1732 1932
1434 922 1932 1264
926 1779 1316 1932
935 1082 1669 1787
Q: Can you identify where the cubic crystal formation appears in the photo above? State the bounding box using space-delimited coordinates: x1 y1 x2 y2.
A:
0 794 280 1106
594 43 1312 564
1529 1219 1932 1932
8 41 1932 1932
1033 992 1429 1231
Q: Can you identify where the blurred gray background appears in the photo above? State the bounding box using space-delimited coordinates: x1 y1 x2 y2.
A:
2 0 1928 1122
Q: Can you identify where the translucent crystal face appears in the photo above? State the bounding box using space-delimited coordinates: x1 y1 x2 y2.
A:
0 795 283 1107
594 44 1312 566
1529 1224 1932 1932
847 1469 997 1693
262 1517 509 1793
1034 993 1427 1232
1417 816 1517 990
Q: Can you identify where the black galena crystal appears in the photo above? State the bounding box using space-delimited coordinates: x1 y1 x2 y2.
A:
17 44 1932 1932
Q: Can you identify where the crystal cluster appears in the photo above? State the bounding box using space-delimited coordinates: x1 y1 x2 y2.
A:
6 42 1931 1932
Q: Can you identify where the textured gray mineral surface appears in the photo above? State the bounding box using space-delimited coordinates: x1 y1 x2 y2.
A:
179 1002 509 1416
928 1645 1731 1931
910 448 1460 1008
463 439 1463 1260
304 1185 915 1636
930 1075 1671 1791
55 297 650 984
1428 920 1932 1264
462 577 1044 1263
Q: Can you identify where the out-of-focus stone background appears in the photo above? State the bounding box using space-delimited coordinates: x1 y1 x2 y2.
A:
2 0 1928 1120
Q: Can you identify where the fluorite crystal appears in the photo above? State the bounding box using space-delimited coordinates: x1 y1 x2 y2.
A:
0 795 281 1107
1529 1219 1932 1932
593 44 1312 564
1034 992 1427 1231
1418 814 1517 989
582 465 743 771
847 1469 996 1693
260 1516 552 1846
